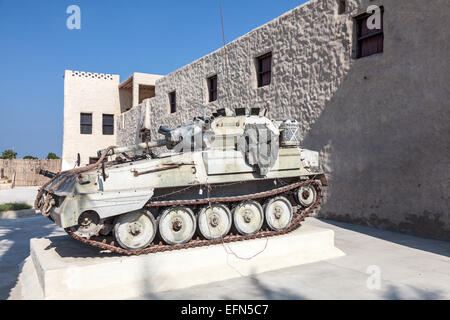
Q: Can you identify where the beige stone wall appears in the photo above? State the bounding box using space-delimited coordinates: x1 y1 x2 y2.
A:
116 0 450 240
302 0 450 241
62 70 121 170
0 159 61 187
118 0 354 144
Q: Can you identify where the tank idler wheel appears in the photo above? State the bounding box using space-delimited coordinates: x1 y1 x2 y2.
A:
232 200 264 236
295 183 317 208
263 196 293 231
198 204 232 240
113 210 157 251
159 206 196 245
70 211 102 238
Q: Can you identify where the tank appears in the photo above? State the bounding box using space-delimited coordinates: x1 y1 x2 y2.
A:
35 107 327 255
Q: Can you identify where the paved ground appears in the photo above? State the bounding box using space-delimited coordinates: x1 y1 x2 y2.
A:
1 216 449 300
0 216 64 300
0 187 39 206
139 218 450 300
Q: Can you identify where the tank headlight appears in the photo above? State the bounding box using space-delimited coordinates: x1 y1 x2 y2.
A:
301 150 319 171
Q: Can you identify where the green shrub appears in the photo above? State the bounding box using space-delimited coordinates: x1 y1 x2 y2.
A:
0 202 32 212
1 150 17 159
46 153 60 159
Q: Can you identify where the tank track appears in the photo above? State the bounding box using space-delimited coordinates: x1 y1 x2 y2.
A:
65 179 323 256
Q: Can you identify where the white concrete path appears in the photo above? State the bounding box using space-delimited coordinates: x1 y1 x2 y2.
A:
0 187 39 206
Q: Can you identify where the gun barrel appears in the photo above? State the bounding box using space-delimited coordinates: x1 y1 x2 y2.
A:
39 169 57 179
98 139 167 157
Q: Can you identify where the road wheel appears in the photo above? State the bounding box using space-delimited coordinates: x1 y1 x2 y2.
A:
159 206 196 245
113 210 157 251
198 204 232 240
295 184 317 208
264 196 293 231
232 200 264 236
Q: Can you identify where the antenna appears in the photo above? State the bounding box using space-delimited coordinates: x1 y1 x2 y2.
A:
219 3 229 109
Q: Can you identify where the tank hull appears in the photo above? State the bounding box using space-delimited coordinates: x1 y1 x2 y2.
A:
46 147 324 228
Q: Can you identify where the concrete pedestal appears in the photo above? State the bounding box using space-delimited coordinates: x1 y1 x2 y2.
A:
19 225 345 299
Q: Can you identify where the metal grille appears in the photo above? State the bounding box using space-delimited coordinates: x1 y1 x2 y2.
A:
280 121 301 146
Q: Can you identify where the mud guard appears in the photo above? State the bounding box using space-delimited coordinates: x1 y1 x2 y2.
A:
319 174 328 187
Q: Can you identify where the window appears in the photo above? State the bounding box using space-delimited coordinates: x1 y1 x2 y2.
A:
169 91 176 114
338 0 346 14
102 114 114 135
355 8 384 59
80 113 92 135
257 52 272 87
208 75 218 102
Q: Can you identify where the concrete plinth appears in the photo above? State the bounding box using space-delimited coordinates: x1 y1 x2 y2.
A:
21 225 345 300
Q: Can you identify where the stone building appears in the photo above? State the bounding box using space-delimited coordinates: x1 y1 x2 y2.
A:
62 0 450 240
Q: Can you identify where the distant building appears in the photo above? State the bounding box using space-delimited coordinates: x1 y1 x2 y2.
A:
62 71 162 170
62 0 450 240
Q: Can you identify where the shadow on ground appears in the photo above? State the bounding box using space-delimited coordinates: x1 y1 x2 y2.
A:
318 218 450 258
221 275 306 300
382 284 445 300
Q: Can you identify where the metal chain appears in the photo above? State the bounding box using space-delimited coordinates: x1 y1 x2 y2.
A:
35 146 117 216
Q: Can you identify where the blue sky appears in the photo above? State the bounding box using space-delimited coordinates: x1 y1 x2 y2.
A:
0 0 307 158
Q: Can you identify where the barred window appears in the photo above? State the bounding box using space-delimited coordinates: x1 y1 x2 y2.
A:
257 52 272 87
80 113 92 135
208 75 218 102
102 114 114 135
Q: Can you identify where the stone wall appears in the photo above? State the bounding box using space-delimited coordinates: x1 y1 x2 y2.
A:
0 159 61 187
118 0 352 144
301 0 450 241
117 0 450 240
